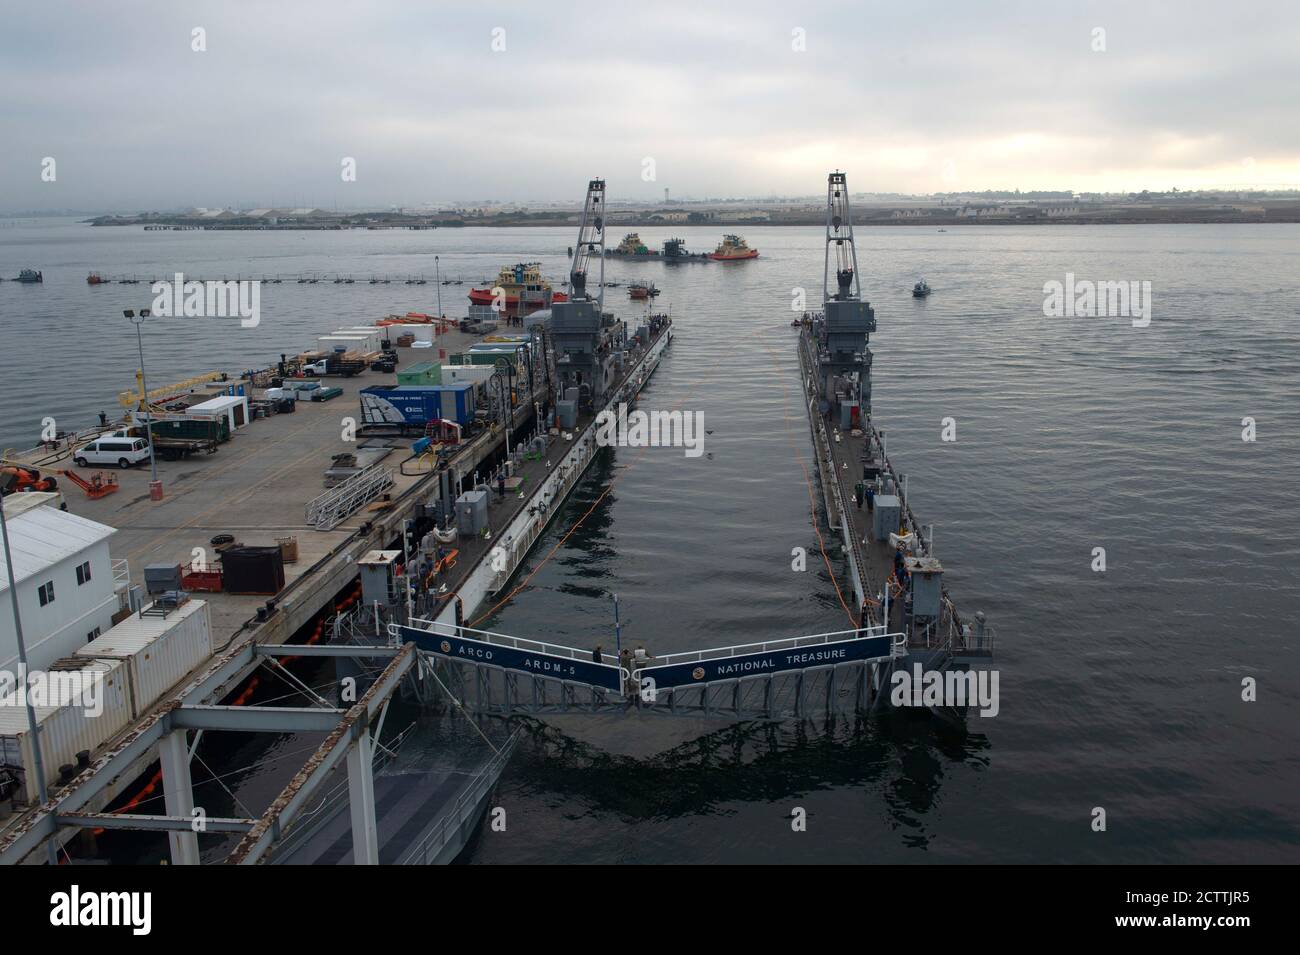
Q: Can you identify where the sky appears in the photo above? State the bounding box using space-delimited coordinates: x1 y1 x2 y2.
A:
2 0 1299 211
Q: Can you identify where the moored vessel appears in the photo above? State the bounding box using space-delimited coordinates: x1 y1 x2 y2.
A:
468 262 568 314
708 234 758 260
608 232 654 257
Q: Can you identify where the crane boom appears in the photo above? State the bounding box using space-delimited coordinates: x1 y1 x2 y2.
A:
823 171 862 304
569 179 606 310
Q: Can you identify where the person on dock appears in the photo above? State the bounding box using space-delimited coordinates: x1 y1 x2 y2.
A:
498 471 507 499
865 484 875 511
593 645 603 664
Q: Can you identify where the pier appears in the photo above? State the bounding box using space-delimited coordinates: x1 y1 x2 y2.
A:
0 299 674 864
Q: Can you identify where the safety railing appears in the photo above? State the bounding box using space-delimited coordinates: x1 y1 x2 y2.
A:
401 619 611 666
639 625 897 668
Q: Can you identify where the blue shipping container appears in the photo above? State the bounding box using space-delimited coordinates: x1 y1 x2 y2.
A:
360 384 475 427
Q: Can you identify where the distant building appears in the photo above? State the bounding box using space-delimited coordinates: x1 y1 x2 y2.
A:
0 497 130 678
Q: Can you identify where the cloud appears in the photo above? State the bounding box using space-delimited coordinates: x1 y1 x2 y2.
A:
2 0 1298 210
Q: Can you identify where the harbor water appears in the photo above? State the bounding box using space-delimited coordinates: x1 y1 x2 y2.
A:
2 220 1297 863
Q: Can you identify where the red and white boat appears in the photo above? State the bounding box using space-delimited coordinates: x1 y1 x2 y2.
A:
468 262 567 313
708 235 759 261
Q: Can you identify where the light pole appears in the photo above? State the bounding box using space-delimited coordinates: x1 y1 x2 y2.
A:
435 256 442 319
494 361 512 458
0 474 59 864
125 309 163 501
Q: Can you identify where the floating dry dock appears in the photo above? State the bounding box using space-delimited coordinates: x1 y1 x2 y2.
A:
0 301 674 864
795 171 994 712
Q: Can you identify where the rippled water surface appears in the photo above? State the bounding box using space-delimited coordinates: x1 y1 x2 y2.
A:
3 220 1297 862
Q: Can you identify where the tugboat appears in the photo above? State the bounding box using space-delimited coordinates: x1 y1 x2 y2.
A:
87 272 110 285
607 233 655 258
468 262 568 315
708 234 759 260
912 279 931 298
628 282 660 300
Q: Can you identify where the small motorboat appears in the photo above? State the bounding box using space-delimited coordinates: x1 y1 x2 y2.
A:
912 279 932 298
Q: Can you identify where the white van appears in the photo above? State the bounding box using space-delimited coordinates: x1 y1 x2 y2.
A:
74 436 152 468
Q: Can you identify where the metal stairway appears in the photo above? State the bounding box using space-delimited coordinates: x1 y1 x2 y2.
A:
306 463 395 530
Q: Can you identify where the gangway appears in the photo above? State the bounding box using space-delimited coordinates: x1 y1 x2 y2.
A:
305 463 395 530
392 620 906 721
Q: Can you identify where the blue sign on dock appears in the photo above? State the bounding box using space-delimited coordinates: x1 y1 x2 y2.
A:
638 633 893 690
398 625 623 693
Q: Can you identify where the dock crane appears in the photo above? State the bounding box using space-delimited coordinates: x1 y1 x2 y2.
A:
568 178 607 310
824 170 863 304
816 170 877 419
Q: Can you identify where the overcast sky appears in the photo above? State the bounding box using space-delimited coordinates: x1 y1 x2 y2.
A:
3 0 1298 211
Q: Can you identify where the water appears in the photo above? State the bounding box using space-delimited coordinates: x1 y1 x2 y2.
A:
3 220 1298 862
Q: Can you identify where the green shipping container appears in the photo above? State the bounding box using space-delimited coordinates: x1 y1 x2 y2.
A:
149 416 231 444
396 361 442 386
452 350 521 369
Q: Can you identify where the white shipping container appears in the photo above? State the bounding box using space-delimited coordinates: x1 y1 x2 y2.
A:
440 365 494 385
75 599 213 719
332 329 380 351
344 325 388 345
0 658 133 802
318 334 372 352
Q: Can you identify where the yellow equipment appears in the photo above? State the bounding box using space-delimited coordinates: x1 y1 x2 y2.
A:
118 371 225 409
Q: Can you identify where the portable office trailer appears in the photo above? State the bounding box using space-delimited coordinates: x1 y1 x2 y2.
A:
186 394 249 431
75 599 213 718
0 657 132 802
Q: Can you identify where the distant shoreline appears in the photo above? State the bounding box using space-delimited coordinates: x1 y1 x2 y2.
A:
80 213 1300 230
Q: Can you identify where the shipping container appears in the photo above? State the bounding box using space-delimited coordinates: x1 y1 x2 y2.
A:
75 599 213 718
452 350 522 369
0 657 133 802
396 361 442 386
439 364 495 386
221 546 285 595
359 383 476 427
318 334 373 353
147 415 231 443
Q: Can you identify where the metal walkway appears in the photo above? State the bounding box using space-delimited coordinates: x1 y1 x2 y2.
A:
392 620 906 720
306 463 395 530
